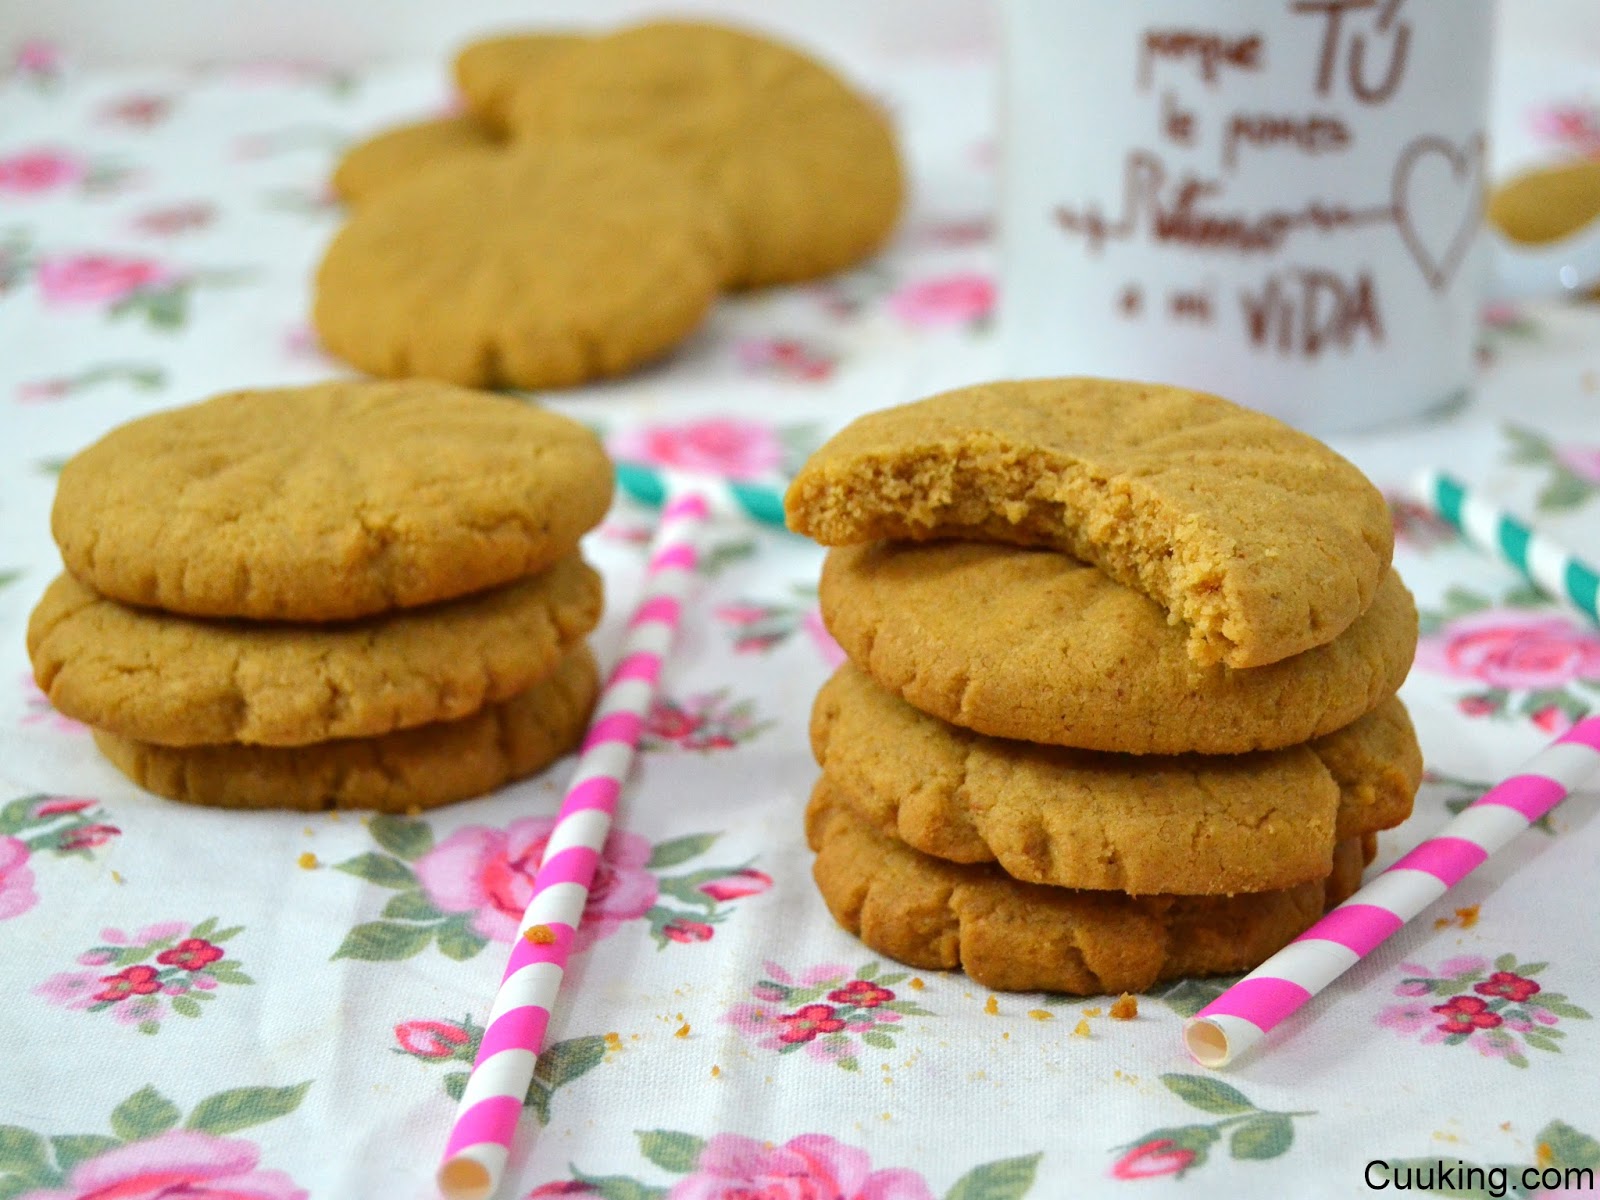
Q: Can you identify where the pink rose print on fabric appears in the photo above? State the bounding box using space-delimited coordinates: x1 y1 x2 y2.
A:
0 149 84 196
100 93 173 127
549 1132 1037 1199
1384 491 1458 554
0 792 121 918
734 337 837 383
130 202 214 237
608 417 783 481
9 1081 310 1199
724 961 933 1071
1556 445 1600 486
1109 1075 1311 1178
1109 1139 1198 1180
11 40 63 84
36 253 172 306
21 672 88 733
642 691 773 752
16 1130 306 1200
332 815 767 960
1504 425 1600 513
395 1018 472 1059
417 817 657 949
663 918 714 943
887 272 995 329
35 918 251 1034
698 869 772 902
15 362 166 404
1379 953 1590 1068
1531 102 1600 157
668 1134 934 1200
1416 610 1600 689
396 1015 605 1119
918 216 994 248
715 590 839 666
804 609 846 668
0 835 38 920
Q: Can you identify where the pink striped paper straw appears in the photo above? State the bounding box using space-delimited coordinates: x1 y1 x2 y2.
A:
1184 716 1600 1069
436 491 711 1200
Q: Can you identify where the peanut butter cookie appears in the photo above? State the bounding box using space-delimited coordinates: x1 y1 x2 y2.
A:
29 556 601 747
808 784 1371 995
812 665 1420 894
454 32 585 131
51 381 613 621
820 541 1416 754
314 144 735 387
95 645 598 812
788 379 1394 667
330 116 501 205
504 20 903 288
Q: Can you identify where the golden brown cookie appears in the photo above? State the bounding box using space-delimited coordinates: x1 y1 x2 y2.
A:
820 541 1416 754
503 20 903 288
1488 158 1600 246
454 32 586 131
787 379 1395 668
807 784 1371 995
51 381 613 621
314 144 735 388
330 115 501 205
812 665 1420 894
94 645 599 812
1488 159 1600 300
28 557 601 747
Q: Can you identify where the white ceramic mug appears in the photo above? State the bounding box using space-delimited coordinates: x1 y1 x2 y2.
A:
999 0 1496 432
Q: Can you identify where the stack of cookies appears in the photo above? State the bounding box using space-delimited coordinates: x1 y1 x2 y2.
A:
785 379 1424 996
314 19 904 390
27 381 614 813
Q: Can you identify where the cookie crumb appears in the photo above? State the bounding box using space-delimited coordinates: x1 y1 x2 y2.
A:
302 826 314 837
1072 1019 1091 1038
1027 1009 1053 1021
1001 1031 1010 1041
1434 916 1451 929
523 924 557 945
1110 993 1138 1020
297 852 319 870
909 977 925 990
1455 905 1479 929
110 870 124 885
675 1023 691 1039
1082 1007 1102 1017
984 995 999 1016
1500 1121 1512 1132
1537 1142 1554 1169
604 1032 623 1052
711 1065 721 1078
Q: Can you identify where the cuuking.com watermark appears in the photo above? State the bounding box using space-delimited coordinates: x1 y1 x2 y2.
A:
1366 1159 1594 1196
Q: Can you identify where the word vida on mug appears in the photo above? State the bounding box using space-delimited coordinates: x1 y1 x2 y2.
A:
1051 0 1485 360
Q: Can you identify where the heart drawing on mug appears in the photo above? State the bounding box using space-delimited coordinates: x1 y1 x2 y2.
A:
1391 133 1487 292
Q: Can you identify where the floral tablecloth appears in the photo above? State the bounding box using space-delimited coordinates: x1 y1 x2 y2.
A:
3 32 1600 1200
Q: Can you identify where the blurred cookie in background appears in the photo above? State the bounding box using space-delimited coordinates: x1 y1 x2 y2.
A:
331 115 501 204
505 20 904 288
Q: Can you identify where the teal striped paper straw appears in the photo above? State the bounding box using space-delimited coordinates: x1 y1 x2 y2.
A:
614 461 790 531
1414 468 1600 626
